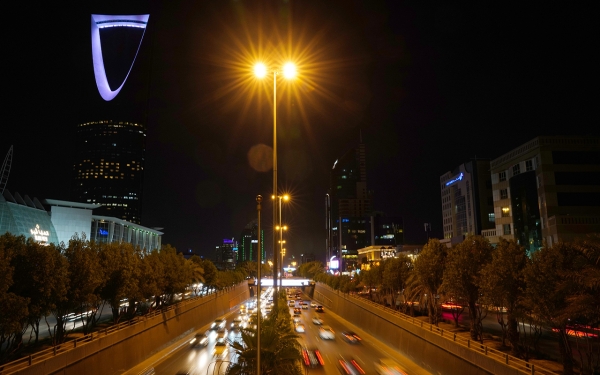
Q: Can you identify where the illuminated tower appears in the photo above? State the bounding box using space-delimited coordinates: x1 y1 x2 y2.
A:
91 14 150 101
71 120 146 224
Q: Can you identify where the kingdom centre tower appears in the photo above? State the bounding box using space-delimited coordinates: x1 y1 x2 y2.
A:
70 14 151 224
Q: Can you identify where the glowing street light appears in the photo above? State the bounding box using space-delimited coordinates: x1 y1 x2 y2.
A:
254 63 297 304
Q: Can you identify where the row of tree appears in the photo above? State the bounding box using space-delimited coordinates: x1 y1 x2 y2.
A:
301 236 600 375
0 233 255 363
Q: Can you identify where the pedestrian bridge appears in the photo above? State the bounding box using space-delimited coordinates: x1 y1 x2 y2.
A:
250 278 313 287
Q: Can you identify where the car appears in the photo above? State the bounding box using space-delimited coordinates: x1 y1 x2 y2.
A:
295 323 306 333
302 348 324 368
293 316 302 323
374 358 408 375
296 296 302 300
210 318 226 330
338 357 366 375
310 301 317 308
312 316 324 325
316 305 324 313
288 300 296 307
189 333 208 348
319 325 335 340
231 317 245 330
302 302 309 309
213 338 228 357
293 308 302 315
341 331 362 344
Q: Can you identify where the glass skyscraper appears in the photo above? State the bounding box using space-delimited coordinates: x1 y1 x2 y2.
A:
71 120 146 224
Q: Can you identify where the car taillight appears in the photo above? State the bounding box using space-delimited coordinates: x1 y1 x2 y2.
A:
351 360 365 374
315 350 325 365
302 350 310 365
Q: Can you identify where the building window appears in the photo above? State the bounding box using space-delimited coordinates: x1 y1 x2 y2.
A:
499 171 506 182
526 160 533 172
500 189 508 199
488 213 495 223
513 164 520 176
502 206 510 217
503 224 511 235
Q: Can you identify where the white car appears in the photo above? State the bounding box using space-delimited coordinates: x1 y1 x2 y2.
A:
312 317 323 325
295 323 306 333
310 302 317 308
302 303 309 309
319 325 335 340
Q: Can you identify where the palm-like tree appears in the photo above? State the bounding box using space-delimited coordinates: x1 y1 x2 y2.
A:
227 295 303 375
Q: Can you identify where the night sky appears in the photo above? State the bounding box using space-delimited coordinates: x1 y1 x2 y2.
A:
1 1 595 262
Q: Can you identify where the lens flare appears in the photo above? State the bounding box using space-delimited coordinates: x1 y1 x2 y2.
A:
254 63 267 78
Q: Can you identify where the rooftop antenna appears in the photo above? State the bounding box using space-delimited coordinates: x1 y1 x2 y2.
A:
0 145 13 194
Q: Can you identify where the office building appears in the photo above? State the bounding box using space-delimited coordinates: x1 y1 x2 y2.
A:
326 141 373 272
440 159 494 245
215 239 237 270
238 220 264 263
487 136 600 252
71 120 146 224
366 213 404 247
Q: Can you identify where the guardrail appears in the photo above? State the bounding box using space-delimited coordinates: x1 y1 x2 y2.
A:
318 285 556 375
0 287 237 375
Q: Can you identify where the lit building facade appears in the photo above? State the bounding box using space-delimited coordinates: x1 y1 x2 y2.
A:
215 238 237 270
440 159 494 244
1 191 161 250
487 136 600 252
71 120 146 224
326 142 372 272
238 220 264 263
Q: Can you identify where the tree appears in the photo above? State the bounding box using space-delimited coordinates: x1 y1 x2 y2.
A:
158 244 189 304
407 239 447 324
98 242 142 323
227 291 302 375
62 235 105 336
440 236 493 340
201 259 219 295
296 261 324 279
382 255 413 309
10 239 68 343
139 248 165 310
479 239 529 354
524 243 579 375
0 234 29 361
188 255 205 296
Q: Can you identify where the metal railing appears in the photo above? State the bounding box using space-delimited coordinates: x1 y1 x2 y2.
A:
317 285 556 375
0 286 244 375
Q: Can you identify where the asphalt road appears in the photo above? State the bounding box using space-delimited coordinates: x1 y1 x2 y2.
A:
150 292 431 375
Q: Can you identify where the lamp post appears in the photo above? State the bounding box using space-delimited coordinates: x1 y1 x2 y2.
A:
254 62 296 308
255 195 262 375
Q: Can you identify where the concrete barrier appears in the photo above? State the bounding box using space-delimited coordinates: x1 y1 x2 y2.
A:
314 284 548 375
6 283 249 375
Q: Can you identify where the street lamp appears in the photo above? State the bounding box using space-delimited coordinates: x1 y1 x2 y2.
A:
255 195 262 375
254 62 296 307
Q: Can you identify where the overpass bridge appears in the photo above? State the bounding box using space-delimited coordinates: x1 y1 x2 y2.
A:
249 277 313 287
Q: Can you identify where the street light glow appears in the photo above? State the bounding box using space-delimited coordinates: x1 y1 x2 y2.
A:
283 194 290 201
254 63 267 78
283 62 296 79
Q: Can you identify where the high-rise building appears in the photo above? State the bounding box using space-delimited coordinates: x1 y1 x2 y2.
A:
366 213 404 247
440 159 494 244
238 220 264 263
326 141 372 272
486 136 600 253
215 239 237 270
71 120 146 224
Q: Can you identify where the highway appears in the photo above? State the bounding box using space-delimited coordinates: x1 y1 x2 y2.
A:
148 288 431 375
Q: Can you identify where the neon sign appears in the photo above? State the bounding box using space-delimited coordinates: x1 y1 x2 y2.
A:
99 228 109 236
329 256 339 269
445 172 464 187
30 224 50 243
91 14 150 101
